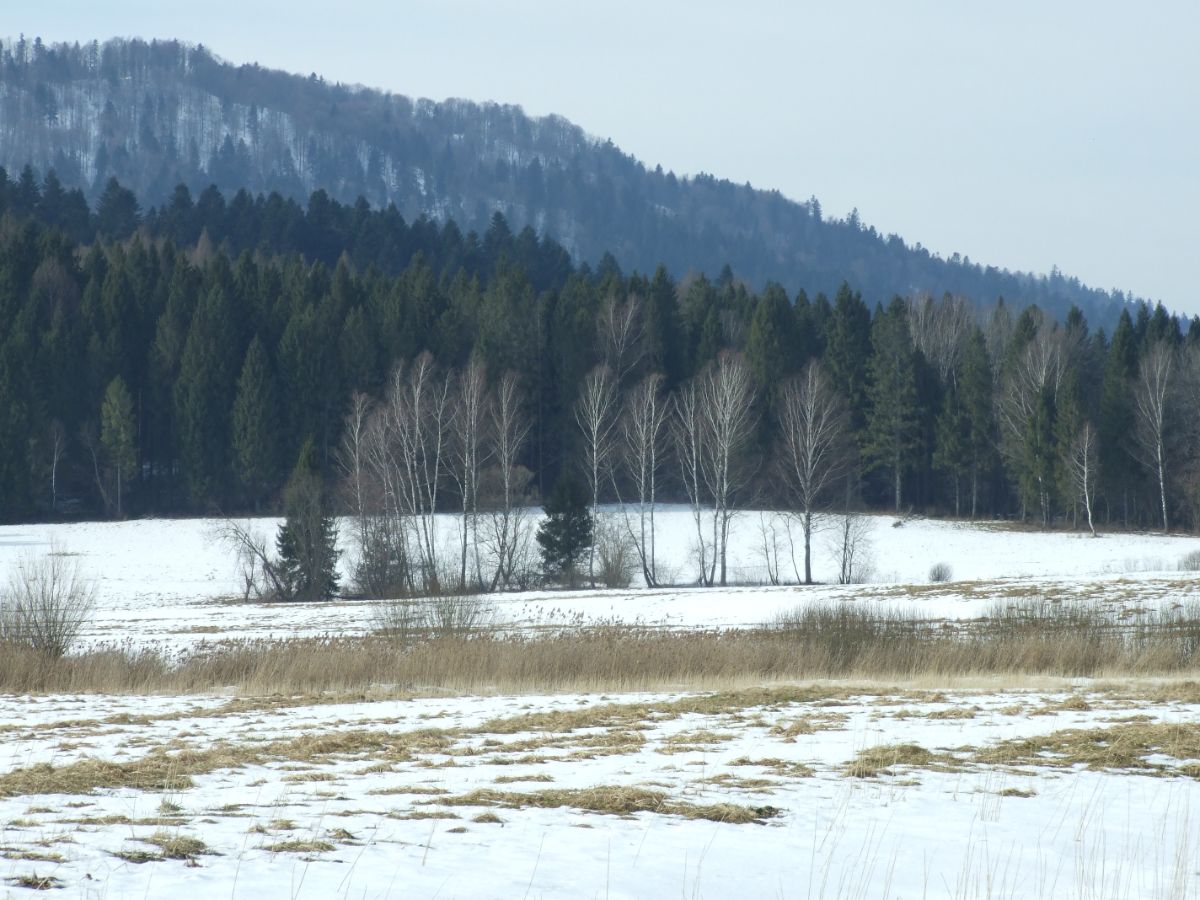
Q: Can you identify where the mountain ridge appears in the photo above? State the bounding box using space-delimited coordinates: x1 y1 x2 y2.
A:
0 35 1146 325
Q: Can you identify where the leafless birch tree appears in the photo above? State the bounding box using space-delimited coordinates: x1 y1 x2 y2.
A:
483 371 532 590
1134 340 1175 533
620 372 667 586
449 357 489 590
778 361 849 583
1068 421 1099 537
575 365 619 586
701 352 756 585
997 318 1071 523
672 378 714 585
672 352 755 586
907 294 972 384
598 294 644 385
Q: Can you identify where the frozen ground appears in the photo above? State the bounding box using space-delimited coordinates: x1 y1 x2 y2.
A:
0 510 1198 649
1 684 1198 898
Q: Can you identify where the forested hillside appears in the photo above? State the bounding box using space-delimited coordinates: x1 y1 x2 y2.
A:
0 171 1196 538
0 36 1142 323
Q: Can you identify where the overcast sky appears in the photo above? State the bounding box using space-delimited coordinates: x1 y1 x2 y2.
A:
16 1 1200 312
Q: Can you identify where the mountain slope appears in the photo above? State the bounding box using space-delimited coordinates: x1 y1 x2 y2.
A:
0 36 1138 322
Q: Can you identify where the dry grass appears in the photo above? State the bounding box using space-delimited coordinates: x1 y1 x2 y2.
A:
438 786 782 824
140 830 211 860
2 599 1199 698
0 726 454 798
843 743 959 778
975 722 1200 774
5 873 63 890
262 839 334 853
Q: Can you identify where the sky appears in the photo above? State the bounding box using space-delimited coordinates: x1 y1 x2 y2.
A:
15 1 1200 312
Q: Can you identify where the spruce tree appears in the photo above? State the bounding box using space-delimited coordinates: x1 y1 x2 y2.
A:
232 336 281 510
824 282 872 430
1099 309 1138 524
959 329 995 518
175 285 238 507
862 299 919 511
275 440 340 602
536 474 593 587
746 282 797 390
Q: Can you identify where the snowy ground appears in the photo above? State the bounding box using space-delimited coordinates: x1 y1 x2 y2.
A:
3 513 1200 897
0 511 1198 650
1 684 1198 898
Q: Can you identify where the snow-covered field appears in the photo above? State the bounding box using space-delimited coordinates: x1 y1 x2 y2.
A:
1 510 1198 649
3 512 1200 897
1 685 1198 898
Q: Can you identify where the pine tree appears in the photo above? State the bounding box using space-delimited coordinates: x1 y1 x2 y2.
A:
99 375 136 517
536 474 593 587
232 336 281 510
275 440 340 602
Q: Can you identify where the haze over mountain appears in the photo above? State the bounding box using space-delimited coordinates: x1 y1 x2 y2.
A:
0 37 1146 324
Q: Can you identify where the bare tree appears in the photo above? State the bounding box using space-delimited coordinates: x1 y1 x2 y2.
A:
997 317 1071 524
574 365 620 586
379 355 454 590
907 294 972 385
46 419 66 513
338 392 373 549
701 352 756 585
620 372 668 586
778 361 849 584
830 512 873 585
672 378 714 585
219 518 289 602
0 546 96 657
448 357 490 591
598 293 644 385
483 371 532 591
1134 340 1175 533
1068 421 1100 537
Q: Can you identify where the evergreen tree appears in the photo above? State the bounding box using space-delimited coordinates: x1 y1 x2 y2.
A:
746 282 797 390
824 282 872 429
99 375 136 517
643 266 684 387
959 329 995 518
933 386 970 516
275 440 340 602
536 474 593 586
175 285 238 506
862 299 919 511
1099 309 1138 523
232 336 282 509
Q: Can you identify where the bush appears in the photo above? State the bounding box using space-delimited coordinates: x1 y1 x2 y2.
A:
0 549 96 657
372 593 495 644
371 597 426 646
594 519 637 589
1179 549 1200 572
423 593 495 638
928 562 953 583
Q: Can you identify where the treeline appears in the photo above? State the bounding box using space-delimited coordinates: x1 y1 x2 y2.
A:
0 173 1197 546
0 36 1141 321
